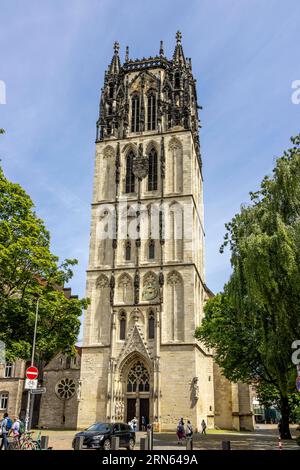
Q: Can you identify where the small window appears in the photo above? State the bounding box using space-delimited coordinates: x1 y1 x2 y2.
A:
148 313 155 339
0 392 8 410
148 240 155 260
125 241 131 261
4 363 13 378
66 357 71 369
120 313 126 340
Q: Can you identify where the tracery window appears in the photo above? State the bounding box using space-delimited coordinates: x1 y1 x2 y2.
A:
55 378 76 400
125 151 135 193
147 93 157 131
127 361 150 393
131 94 140 132
148 148 158 191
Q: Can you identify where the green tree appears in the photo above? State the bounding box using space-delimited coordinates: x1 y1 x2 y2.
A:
0 162 88 364
196 134 300 439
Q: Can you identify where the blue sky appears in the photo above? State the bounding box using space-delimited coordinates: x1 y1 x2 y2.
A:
0 0 300 339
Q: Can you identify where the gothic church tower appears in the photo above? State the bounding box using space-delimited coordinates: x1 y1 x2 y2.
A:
77 33 253 432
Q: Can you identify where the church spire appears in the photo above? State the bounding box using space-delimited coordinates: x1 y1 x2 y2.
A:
159 40 164 57
109 41 121 74
173 31 186 66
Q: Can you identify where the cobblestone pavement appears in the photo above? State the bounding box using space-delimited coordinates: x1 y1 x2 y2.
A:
25 425 300 451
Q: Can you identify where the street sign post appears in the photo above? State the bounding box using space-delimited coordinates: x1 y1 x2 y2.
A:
26 366 38 381
25 295 41 432
31 387 46 395
25 379 38 390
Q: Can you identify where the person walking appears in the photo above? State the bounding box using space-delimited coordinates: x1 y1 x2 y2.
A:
0 413 11 450
186 420 193 439
201 419 207 435
10 417 21 439
131 417 138 432
8 417 22 449
177 418 185 444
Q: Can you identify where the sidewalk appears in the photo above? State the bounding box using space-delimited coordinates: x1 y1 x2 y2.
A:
29 425 300 451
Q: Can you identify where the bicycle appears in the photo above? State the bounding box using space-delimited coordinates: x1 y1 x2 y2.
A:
8 435 22 450
19 431 38 450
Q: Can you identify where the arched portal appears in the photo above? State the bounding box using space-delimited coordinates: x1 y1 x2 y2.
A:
118 354 152 429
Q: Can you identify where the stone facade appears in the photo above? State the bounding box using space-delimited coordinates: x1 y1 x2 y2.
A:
0 350 81 430
77 32 254 433
0 360 26 418
38 349 81 429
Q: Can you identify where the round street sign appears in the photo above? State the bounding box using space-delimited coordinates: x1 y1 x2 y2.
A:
26 366 38 381
296 376 300 392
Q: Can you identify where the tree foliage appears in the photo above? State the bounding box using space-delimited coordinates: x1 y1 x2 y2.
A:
0 162 88 364
196 134 300 438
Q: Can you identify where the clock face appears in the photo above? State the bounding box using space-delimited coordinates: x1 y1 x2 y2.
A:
142 283 158 301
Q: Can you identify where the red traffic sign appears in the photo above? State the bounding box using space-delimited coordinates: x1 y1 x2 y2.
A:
296 376 300 392
26 366 38 380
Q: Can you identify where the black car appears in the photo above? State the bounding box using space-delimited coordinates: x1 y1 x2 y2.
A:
72 422 135 450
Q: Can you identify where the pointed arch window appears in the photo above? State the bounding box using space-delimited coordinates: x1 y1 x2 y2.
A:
119 312 126 340
125 151 135 193
147 92 157 131
127 361 150 392
148 239 155 260
125 240 131 261
174 71 181 89
148 147 158 191
131 94 140 132
148 312 155 339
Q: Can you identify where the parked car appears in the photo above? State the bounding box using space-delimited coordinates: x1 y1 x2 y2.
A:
72 422 135 450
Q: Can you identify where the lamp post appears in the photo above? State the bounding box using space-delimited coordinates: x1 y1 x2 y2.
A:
24 295 40 432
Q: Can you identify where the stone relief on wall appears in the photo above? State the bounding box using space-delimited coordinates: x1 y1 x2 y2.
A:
142 273 158 301
132 144 149 180
191 376 199 401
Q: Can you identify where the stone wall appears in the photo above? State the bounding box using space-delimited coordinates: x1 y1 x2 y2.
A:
38 352 81 429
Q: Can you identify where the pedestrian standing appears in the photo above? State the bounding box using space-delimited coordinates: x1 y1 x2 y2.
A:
177 418 186 444
128 420 134 430
132 416 138 432
141 416 146 431
0 413 10 450
201 419 207 435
